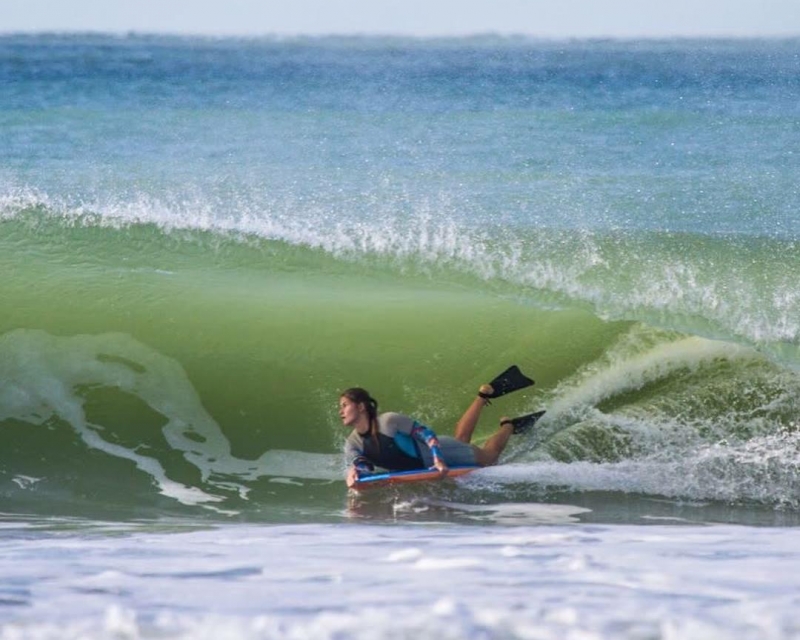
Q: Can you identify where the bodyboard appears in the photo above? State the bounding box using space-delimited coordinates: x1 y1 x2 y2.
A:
352 465 480 490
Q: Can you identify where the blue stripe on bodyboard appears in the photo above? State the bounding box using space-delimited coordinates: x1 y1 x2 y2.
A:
353 465 480 489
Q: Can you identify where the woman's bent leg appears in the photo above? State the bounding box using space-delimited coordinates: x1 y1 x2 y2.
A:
453 396 489 443
473 423 514 466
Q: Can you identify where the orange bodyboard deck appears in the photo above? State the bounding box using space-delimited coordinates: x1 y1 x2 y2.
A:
352 465 480 490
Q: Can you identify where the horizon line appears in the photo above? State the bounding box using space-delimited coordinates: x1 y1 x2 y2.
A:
3 28 800 42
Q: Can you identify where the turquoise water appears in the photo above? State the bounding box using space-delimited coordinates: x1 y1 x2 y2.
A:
2 33 800 638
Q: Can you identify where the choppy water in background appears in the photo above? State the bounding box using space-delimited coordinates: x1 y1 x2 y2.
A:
1 33 800 638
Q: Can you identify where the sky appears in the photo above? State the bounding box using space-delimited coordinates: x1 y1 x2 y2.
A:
3 0 800 39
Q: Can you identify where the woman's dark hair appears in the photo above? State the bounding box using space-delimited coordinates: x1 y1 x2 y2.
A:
341 387 379 438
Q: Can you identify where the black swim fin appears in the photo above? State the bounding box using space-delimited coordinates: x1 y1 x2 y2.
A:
501 410 546 435
478 365 534 401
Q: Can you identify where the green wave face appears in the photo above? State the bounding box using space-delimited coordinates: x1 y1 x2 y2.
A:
1 211 799 518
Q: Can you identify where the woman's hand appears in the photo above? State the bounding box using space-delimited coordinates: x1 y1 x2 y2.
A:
346 466 360 488
432 457 449 478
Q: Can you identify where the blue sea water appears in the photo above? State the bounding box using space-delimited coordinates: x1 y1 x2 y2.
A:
1 33 800 638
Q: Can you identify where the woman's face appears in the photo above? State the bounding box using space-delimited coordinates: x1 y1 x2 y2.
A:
339 396 363 427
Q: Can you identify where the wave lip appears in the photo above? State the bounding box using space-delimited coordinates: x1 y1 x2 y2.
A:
3 193 799 363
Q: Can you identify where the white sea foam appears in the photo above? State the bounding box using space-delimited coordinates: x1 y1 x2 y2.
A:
2 522 800 639
10 476 42 490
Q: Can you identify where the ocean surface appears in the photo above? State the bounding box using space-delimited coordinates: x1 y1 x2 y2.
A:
1 33 800 638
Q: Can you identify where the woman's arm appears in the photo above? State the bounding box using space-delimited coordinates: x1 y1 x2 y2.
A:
344 437 374 487
411 421 449 474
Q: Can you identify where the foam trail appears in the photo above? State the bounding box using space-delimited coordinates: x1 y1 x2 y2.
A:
479 432 800 508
